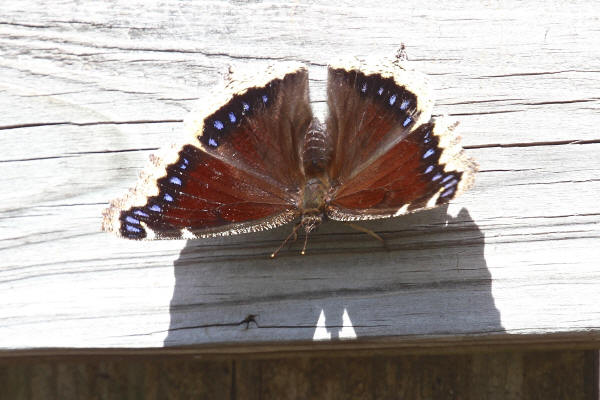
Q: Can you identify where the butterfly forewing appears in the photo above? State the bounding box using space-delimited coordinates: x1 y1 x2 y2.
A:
102 63 312 239
325 57 434 186
198 68 312 189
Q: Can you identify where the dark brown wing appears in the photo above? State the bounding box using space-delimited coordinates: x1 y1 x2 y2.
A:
103 63 312 239
325 57 477 221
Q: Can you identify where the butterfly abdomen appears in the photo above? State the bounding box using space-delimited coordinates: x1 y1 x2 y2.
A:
300 118 332 224
302 118 332 177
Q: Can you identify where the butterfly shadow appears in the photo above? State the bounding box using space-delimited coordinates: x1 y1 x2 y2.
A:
164 205 503 348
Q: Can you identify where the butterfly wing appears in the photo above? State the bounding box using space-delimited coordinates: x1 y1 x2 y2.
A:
103 63 312 239
325 57 477 221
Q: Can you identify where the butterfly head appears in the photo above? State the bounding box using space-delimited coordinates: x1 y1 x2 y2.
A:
300 212 323 234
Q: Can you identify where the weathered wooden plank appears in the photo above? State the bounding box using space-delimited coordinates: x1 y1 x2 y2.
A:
1 0 599 352
0 351 596 400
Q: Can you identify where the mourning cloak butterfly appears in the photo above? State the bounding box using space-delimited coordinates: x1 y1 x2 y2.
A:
102 55 477 255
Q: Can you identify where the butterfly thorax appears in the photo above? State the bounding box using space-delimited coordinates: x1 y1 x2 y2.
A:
300 177 327 230
299 118 332 233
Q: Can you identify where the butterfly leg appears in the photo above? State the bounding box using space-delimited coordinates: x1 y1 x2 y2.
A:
270 222 303 259
301 232 310 256
297 214 323 256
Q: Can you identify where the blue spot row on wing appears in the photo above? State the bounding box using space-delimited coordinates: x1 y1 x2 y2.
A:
412 123 463 203
119 210 145 239
198 76 285 148
343 69 418 129
179 157 189 170
438 170 461 201
422 147 435 159
120 197 170 239
134 209 149 218
119 193 179 239
119 144 209 239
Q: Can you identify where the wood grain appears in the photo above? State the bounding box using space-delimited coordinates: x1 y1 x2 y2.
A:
0 351 596 399
1 0 599 352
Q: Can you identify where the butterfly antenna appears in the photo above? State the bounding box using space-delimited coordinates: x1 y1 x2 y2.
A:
270 223 302 259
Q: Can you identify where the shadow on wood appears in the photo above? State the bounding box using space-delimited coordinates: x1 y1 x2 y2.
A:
165 205 502 349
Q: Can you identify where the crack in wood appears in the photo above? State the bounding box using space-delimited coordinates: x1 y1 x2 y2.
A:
0 21 55 29
17 90 87 97
0 155 77 163
516 99 598 106
506 178 600 187
465 139 600 149
65 147 159 155
439 98 526 105
0 119 181 131
165 279 496 312
140 322 392 337
0 147 160 163
479 168 543 173
130 316 262 337
432 110 524 117
3 31 313 62
479 69 599 78
517 213 600 220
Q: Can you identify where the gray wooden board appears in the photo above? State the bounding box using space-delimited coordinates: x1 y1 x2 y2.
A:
1 0 599 351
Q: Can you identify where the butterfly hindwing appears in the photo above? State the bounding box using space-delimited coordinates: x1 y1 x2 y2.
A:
325 58 477 221
325 57 434 186
102 63 312 239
